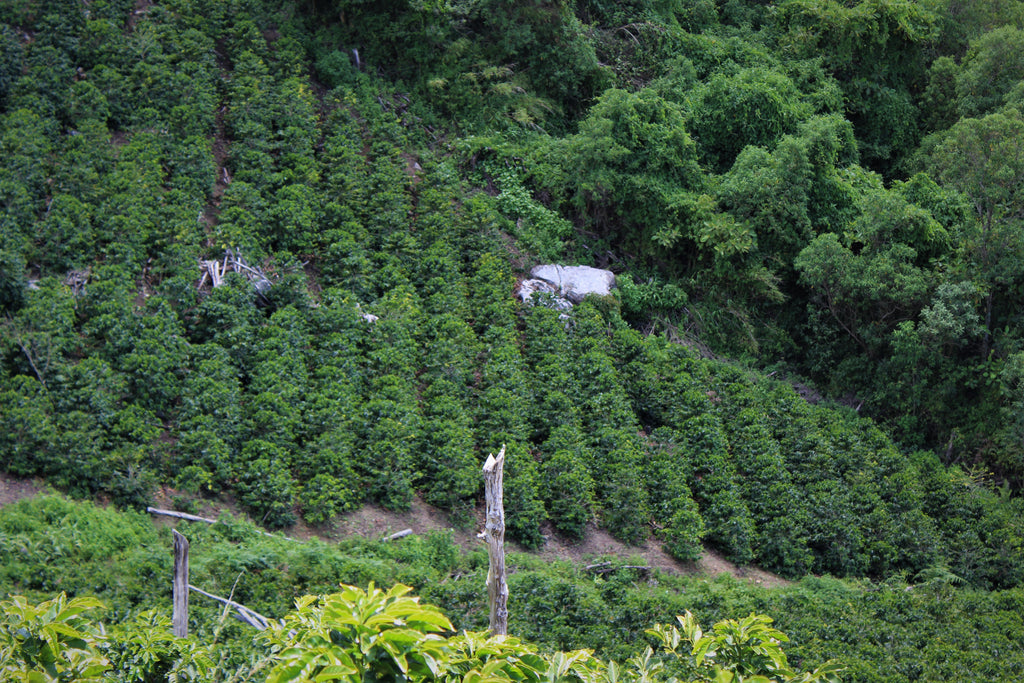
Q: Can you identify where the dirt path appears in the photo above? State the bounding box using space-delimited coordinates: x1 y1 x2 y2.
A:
0 473 47 509
324 498 789 587
3 472 790 588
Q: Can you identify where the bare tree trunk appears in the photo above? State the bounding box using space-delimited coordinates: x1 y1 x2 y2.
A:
481 445 508 636
173 530 189 638
983 290 994 359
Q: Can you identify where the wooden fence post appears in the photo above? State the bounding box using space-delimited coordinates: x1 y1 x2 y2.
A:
172 530 189 638
481 445 508 636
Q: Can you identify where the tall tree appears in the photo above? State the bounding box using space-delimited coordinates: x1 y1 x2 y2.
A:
918 109 1024 356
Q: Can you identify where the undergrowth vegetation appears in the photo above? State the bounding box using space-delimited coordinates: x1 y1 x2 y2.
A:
2 496 1023 682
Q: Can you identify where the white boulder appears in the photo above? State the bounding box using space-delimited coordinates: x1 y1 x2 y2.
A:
530 265 615 303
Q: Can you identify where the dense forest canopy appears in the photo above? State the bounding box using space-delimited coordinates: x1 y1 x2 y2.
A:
2 0 1024 679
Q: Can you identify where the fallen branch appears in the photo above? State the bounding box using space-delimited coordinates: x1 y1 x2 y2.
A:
384 528 413 541
2 315 49 388
230 258 264 278
14 335 48 388
63 269 90 296
146 507 298 542
196 248 272 296
188 584 273 630
584 563 652 575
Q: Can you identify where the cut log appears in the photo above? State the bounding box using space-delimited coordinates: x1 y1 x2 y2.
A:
201 259 223 288
481 445 508 636
148 507 218 525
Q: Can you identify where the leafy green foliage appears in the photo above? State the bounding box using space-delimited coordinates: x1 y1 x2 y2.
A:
0 593 110 681
917 109 1024 344
0 576 851 683
718 114 858 263
646 436 705 562
263 582 453 683
494 168 574 261
4 497 1024 680
103 610 214 683
236 440 298 529
953 26 1024 118
2 7 1024 675
774 0 941 175
649 611 844 682
678 416 755 564
689 67 811 172
536 88 705 255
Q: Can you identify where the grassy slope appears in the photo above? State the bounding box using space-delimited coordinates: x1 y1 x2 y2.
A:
1 494 1023 681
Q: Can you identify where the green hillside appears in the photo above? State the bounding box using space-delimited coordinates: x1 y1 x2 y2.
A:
2 0 1024 679
2 495 1023 681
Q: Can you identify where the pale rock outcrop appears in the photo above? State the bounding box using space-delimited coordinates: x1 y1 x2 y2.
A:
516 265 616 319
517 278 573 311
529 265 615 303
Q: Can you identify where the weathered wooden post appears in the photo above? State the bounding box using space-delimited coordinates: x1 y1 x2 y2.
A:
481 445 508 636
172 530 189 638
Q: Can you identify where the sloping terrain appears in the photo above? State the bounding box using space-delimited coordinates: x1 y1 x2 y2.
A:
1 0 1022 592
2 7 1024 681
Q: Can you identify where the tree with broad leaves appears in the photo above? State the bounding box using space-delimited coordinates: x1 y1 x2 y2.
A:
918 109 1024 357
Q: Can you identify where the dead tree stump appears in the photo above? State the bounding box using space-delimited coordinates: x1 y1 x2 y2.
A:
481 445 507 636
172 530 189 638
